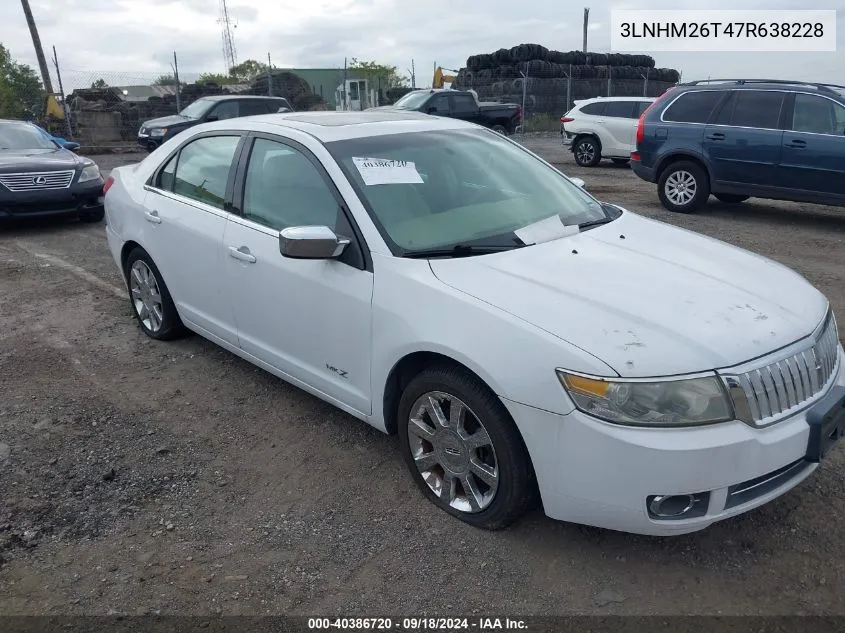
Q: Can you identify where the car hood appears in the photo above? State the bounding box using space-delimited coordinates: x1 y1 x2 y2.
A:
0 148 80 171
142 114 192 129
429 211 830 378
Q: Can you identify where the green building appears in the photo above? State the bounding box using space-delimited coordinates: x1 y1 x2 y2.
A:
279 68 392 110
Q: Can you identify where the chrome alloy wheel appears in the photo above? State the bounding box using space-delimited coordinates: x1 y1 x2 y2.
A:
406 391 500 513
664 170 697 206
129 260 164 332
576 141 596 164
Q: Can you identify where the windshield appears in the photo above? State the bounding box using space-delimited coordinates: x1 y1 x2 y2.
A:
326 128 607 254
0 122 58 150
179 98 213 119
392 92 433 110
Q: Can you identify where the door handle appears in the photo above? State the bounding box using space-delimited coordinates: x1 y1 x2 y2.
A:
705 132 725 141
228 246 257 263
144 210 162 224
785 139 807 148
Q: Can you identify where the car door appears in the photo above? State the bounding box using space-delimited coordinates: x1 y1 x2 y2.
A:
702 89 786 189
206 100 240 122
449 93 480 124
142 132 244 345
425 93 452 118
778 92 845 198
222 133 374 414
600 100 638 155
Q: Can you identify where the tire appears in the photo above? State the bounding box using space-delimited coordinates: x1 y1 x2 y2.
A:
79 207 104 223
657 160 711 213
611 158 630 166
573 136 601 167
715 194 749 204
491 124 508 135
124 247 186 341
397 364 538 530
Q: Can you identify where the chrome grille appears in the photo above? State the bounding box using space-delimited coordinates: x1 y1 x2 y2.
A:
721 311 841 427
0 170 75 192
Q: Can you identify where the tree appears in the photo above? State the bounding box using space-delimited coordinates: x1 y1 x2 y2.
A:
228 59 267 83
197 72 238 86
348 59 408 89
153 73 179 86
0 43 45 119
91 78 108 88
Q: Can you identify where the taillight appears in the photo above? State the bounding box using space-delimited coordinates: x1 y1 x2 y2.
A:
635 88 676 145
560 116 574 123
103 175 114 196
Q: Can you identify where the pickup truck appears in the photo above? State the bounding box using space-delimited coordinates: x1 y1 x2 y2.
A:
377 89 522 135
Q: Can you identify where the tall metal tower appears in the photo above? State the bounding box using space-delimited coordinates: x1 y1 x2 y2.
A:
218 0 238 72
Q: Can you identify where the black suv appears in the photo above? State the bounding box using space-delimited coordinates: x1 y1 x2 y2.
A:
631 79 845 213
138 95 294 151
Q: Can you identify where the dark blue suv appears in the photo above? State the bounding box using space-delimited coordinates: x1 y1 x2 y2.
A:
631 79 845 213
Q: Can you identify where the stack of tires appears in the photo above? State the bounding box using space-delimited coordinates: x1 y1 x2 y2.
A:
454 44 681 116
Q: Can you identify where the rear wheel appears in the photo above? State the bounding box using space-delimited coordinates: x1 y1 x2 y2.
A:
491 124 508 135
397 365 537 530
124 247 186 341
657 161 710 213
715 194 749 204
573 137 601 167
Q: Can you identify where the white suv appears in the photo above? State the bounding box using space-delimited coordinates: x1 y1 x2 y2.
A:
561 96 655 167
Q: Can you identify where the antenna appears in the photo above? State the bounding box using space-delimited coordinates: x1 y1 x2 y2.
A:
218 0 238 72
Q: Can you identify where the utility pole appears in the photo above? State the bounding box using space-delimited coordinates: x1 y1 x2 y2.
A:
411 59 416 89
267 52 273 96
20 0 54 94
582 8 590 53
171 51 181 112
51 46 70 136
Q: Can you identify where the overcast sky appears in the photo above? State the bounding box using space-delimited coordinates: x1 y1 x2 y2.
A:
2 0 844 89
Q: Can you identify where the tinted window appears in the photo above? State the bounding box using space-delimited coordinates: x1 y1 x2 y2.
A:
792 94 845 135
579 102 605 116
172 135 241 209
156 154 177 191
731 91 784 129
452 94 476 114
242 138 340 231
634 101 652 117
209 100 239 120
240 100 269 116
428 94 451 114
662 91 724 123
604 101 636 118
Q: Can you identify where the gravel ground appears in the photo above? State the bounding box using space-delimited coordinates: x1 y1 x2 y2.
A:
1 135 844 617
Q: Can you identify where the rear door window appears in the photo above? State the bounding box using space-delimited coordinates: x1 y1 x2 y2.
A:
603 101 636 118
662 91 724 124
579 102 606 116
730 91 785 129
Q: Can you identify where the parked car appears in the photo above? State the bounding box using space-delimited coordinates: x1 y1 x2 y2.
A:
631 79 845 213
104 109 844 536
137 95 294 151
560 96 655 167
377 89 522 135
30 122 81 152
0 118 104 222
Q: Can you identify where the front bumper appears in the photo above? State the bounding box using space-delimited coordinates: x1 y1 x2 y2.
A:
503 345 845 536
0 179 104 219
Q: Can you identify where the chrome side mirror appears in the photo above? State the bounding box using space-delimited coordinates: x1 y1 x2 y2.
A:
279 225 350 260
570 177 586 189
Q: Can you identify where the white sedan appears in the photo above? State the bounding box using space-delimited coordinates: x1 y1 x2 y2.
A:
102 110 845 536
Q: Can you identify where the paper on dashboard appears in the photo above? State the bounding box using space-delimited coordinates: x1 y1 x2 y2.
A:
514 215 580 245
352 157 424 186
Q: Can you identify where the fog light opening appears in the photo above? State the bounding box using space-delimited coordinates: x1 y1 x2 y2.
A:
648 494 697 519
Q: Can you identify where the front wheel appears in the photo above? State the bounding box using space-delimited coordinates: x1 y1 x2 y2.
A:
657 161 710 213
397 365 537 530
573 137 601 167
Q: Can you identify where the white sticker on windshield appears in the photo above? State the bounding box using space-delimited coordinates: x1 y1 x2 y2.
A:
514 215 579 245
352 157 424 186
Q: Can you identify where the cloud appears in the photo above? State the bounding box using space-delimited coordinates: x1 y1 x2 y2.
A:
2 0 843 91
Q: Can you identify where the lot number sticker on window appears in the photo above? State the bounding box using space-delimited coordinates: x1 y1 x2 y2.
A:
353 157 424 186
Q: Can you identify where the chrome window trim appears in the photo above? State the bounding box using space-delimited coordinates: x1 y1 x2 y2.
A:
142 184 230 220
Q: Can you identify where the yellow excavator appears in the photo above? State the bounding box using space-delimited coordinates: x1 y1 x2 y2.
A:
432 65 458 89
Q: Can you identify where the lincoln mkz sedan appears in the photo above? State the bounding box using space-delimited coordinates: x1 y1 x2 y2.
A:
102 110 845 535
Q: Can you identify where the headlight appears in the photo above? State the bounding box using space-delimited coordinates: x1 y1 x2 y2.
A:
150 128 167 137
78 163 101 183
556 370 734 427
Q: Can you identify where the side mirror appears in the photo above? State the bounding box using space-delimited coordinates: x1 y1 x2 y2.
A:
205 114 218 122
279 225 350 260
570 177 586 189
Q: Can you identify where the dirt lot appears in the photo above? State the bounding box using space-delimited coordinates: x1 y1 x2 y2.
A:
1 136 844 617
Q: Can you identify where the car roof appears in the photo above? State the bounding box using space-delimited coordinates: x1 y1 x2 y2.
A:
195 109 476 142
673 80 845 99
575 96 654 104
195 94 290 102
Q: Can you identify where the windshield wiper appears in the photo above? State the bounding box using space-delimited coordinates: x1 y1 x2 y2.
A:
404 243 526 259
577 217 615 230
